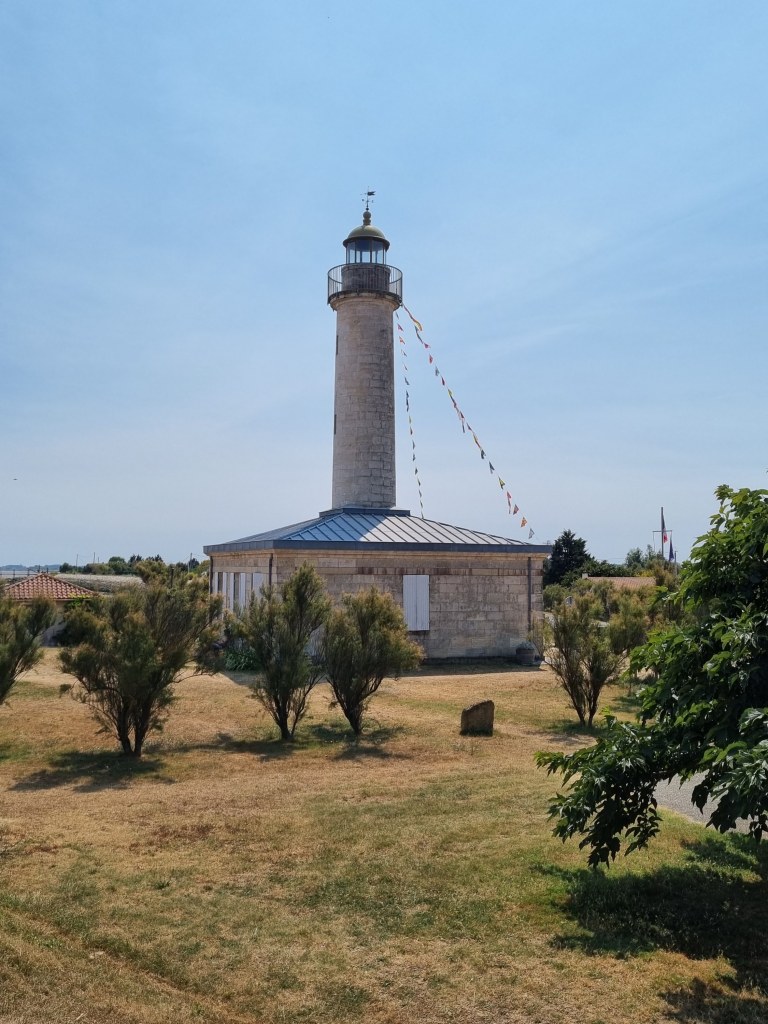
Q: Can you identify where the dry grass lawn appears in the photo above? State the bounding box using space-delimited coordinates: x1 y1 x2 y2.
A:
1 651 767 1023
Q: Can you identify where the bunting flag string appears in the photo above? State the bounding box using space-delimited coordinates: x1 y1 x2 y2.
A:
395 311 424 518
400 302 536 537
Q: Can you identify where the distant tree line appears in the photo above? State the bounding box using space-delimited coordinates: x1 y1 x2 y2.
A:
543 530 676 594
59 554 207 581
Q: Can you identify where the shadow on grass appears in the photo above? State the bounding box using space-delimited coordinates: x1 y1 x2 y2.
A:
167 723 408 761
607 690 643 716
541 834 768 1020
304 721 408 760
218 669 257 689
413 659 527 677
540 718 607 749
663 978 768 1023
10 749 173 792
170 731 302 761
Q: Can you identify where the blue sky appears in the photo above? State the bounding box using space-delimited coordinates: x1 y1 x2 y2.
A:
2 2 767 565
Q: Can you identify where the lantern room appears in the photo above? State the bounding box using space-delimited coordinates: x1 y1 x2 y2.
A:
343 209 390 264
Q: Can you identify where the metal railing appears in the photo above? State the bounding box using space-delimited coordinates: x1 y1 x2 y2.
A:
327 264 402 304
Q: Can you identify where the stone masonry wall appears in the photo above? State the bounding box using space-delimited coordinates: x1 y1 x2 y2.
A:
210 548 545 660
330 292 399 509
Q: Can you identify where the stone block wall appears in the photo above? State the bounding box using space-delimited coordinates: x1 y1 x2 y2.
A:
330 292 399 509
210 547 545 660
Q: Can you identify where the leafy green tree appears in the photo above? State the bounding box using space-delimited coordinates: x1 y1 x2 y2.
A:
323 588 422 735
132 557 169 583
537 484 768 866
624 544 664 571
543 583 568 611
59 578 220 756
232 564 330 741
581 558 634 580
624 547 645 570
106 556 137 576
545 594 623 727
543 530 591 587
0 593 56 706
606 591 649 657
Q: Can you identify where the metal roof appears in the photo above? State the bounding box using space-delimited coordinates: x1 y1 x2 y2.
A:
204 508 551 555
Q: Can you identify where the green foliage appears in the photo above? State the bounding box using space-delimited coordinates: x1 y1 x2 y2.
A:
580 559 635 580
538 484 768 866
543 530 590 587
624 544 658 570
546 533 677 592
54 596 101 648
543 583 568 611
545 595 623 727
61 554 205 582
0 593 56 706
231 564 331 741
59 578 221 756
624 546 645 570
224 645 261 672
322 588 422 735
607 592 649 656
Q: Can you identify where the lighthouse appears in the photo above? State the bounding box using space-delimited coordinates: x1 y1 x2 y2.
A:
204 204 550 660
327 208 403 509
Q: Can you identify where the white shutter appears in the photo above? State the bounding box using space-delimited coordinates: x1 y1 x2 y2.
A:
403 575 429 631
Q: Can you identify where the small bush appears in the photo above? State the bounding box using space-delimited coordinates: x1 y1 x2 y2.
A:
231 565 330 741
546 595 622 727
323 588 422 735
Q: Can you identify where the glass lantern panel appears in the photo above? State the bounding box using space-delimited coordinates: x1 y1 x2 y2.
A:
346 238 387 264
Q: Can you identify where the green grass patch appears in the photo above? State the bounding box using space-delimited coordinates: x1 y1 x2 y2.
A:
2 656 768 1023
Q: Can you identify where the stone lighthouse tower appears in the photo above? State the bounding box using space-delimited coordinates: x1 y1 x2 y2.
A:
327 207 403 509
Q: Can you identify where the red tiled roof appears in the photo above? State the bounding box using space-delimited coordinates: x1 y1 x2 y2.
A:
586 576 656 590
3 572 96 601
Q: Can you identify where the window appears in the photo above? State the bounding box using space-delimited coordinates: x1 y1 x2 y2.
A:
403 575 429 631
346 238 386 264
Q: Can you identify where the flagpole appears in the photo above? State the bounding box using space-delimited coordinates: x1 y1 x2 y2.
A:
660 506 665 559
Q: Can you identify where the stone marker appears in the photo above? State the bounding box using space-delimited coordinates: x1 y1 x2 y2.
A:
460 700 495 736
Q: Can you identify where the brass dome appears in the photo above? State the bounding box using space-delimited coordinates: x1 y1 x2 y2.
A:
343 210 390 250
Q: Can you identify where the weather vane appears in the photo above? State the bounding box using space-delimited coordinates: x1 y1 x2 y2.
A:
361 189 375 212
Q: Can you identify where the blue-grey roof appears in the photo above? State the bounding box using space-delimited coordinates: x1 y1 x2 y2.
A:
204 508 551 555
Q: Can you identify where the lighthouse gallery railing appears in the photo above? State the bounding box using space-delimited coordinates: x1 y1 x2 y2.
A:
327 264 403 304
